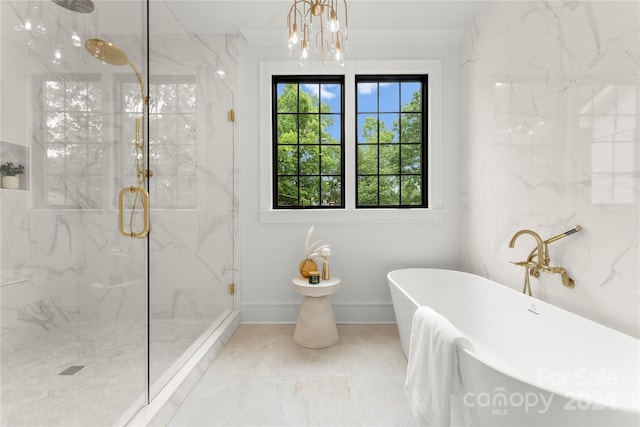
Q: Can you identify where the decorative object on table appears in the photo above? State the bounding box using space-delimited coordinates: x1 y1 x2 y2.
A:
308 270 320 284
0 161 24 190
321 247 331 280
299 225 329 278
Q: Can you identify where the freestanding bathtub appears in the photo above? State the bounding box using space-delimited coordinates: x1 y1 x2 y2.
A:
388 268 640 426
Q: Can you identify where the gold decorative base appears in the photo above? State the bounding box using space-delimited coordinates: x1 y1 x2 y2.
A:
299 259 318 279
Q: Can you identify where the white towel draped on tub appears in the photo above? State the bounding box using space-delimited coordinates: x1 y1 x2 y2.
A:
404 306 474 427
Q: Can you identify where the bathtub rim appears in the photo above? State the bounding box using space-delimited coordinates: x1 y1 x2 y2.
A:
387 267 640 415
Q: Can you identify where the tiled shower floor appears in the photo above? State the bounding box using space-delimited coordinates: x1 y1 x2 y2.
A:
1 318 215 427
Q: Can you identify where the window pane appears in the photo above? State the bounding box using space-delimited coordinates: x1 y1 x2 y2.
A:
321 176 341 206
401 176 422 205
46 112 66 142
277 146 298 175
379 145 399 174
379 113 398 143
401 82 421 112
300 84 318 112
178 114 196 144
357 176 378 206
357 114 378 144
47 144 66 174
45 81 64 109
300 176 320 206
66 82 88 111
87 145 104 175
401 144 421 174
278 114 299 144
320 114 340 144
66 144 87 175
277 176 298 205
66 112 89 142
379 175 400 205
178 83 196 113
357 145 378 174
300 145 320 175
400 113 421 143
87 112 103 143
379 82 399 112
300 114 319 144
357 82 378 112
320 84 341 113
154 84 178 113
321 146 341 174
277 83 298 113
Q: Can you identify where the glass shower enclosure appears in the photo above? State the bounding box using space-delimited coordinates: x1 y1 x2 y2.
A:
0 1 235 425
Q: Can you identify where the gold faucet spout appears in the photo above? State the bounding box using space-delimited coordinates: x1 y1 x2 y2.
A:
509 229 544 269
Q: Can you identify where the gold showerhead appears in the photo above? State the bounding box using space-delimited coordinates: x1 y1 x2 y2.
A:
51 0 95 13
85 38 129 66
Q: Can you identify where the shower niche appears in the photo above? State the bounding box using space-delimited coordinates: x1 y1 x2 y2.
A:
0 141 28 190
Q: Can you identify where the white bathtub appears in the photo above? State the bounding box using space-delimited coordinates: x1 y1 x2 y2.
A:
388 268 640 426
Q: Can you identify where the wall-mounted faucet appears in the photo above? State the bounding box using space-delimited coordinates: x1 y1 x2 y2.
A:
509 225 582 295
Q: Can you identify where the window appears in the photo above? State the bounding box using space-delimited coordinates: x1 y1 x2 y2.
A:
355 75 428 208
260 60 443 223
272 76 344 208
37 75 104 208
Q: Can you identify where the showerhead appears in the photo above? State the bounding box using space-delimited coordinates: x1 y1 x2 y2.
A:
85 38 129 66
50 0 95 13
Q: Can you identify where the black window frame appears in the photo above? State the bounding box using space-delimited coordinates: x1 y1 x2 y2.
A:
272 75 345 209
355 74 429 209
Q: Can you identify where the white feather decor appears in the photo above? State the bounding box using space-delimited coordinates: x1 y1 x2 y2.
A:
304 226 329 261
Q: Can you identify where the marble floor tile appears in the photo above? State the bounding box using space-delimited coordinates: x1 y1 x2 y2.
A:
1 318 218 427
168 324 416 427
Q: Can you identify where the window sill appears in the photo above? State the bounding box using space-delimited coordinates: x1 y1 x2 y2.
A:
259 208 442 223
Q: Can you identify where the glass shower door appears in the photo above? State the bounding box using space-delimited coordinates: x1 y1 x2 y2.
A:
147 4 236 396
1 0 148 426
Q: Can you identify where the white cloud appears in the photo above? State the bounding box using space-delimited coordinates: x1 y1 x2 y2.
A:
301 83 337 100
358 82 393 96
358 83 376 95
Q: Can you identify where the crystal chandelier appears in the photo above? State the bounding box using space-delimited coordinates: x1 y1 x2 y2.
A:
287 0 348 67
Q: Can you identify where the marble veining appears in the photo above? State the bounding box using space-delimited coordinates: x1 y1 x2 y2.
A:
461 0 640 337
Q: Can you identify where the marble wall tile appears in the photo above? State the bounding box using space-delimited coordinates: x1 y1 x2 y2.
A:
462 0 640 337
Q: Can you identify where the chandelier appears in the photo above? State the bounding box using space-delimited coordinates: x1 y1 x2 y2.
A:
287 0 348 67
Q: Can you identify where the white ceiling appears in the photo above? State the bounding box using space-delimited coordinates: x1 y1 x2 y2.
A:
161 0 488 45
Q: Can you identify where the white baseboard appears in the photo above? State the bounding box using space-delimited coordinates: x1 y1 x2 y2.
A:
239 302 396 324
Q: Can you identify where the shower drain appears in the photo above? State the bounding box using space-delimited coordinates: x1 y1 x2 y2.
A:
58 365 85 376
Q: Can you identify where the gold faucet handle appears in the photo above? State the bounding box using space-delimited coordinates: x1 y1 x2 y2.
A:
511 260 541 277
511 260 534 267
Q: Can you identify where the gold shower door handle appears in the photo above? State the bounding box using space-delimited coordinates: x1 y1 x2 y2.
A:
119 186 150 238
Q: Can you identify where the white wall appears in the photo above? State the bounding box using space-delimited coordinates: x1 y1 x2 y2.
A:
461 1 639 337
237 40 464 323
